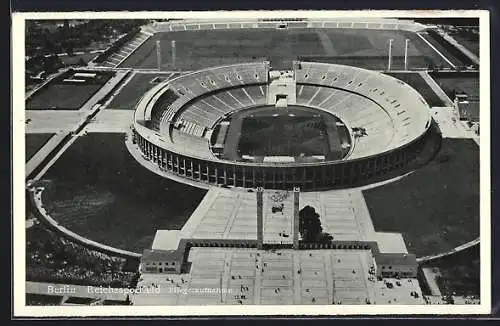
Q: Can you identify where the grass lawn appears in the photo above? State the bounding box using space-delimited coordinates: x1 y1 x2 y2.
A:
26 70 115 110
60 52 99 66
429 72 479 120
26 84 103 110
238 115 327 157
223 105 346 162
421 244 480 297
385 72 446 107
363 138 479 257
26 133 54 162
119 28 450 71
106 72 181 110
40 133 207 252
429 72 479 99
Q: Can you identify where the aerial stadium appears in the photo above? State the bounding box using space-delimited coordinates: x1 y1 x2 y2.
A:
129 60 434 190
23 17 481 307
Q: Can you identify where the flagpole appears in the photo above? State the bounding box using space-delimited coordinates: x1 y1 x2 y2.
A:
387 38 393 71
156 40 161 71
404 39 409 71
171 40 176 70
220 273 223 303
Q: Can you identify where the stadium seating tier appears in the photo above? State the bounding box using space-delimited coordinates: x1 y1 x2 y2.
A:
134 62 430 162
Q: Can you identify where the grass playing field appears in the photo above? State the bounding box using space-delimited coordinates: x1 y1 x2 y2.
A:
239 115 327 157
429 72 479 120
385 72 446 107
40 133 207 252
222 106 347 162
59 52 99 66
106 72 181 110
26 70 115 111
25 133 54 162
363 138 479 257
429 71 479 99
119 28 452 71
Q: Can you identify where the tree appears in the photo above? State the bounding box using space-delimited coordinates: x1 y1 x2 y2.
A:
42 55 63 74
44 38 58 53
63 20 70 34
317 232 333 244
65 40 75 55
299 205 334 243
299 205 323 242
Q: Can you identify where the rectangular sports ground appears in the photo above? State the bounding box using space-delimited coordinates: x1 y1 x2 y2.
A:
26 70 116 110
385 72 446 107
222 106 346 162
106 72 181 110
119 28 454 71
429 71 479 99
429 71 479 119
238 115 328 157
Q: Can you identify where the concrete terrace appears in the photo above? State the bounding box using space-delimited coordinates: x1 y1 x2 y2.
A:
431 107 480 145
133 247 425 305
84 110 135 133
152 187 408 254
26 111 86 134
134 186 418 306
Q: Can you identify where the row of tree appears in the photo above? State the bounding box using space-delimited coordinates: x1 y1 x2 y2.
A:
26 220 139 288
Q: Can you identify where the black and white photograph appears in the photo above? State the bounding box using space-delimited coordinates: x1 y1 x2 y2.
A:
12 10 491 316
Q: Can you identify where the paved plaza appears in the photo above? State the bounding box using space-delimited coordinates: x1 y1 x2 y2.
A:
84 110 135 133
431 107 479 145
25 111 85 134
134 247 426 305
152 187 408 253
136 186 422 306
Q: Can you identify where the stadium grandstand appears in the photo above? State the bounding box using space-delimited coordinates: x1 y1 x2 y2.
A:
129 61 433 190
147 17 427 33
